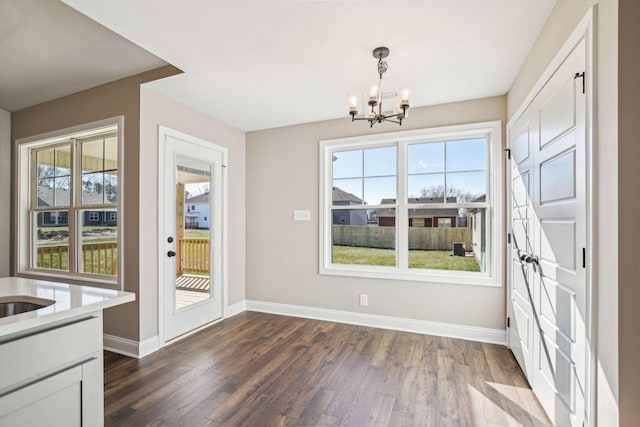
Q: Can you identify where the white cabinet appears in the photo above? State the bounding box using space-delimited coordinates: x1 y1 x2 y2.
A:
0 312 104 426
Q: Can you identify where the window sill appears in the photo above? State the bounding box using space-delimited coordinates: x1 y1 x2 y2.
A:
320 265 501 287
16 270 119 290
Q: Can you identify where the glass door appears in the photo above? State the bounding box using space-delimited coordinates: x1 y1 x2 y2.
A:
163 134 223 341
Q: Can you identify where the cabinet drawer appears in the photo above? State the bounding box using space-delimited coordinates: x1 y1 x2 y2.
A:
0 314 102 394
0 364 82 427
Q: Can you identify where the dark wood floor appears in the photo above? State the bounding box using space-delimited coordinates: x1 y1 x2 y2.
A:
104 312 551 426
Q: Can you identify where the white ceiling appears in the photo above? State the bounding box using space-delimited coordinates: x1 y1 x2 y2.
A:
0 0 167 112
5 0 558 132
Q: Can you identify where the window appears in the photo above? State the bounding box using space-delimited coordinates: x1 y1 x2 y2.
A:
437 218 452 228
320 121 503 286
17 118 122 287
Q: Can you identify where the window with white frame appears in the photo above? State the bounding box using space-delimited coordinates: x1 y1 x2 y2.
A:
320 121 502 286
16 118 122 287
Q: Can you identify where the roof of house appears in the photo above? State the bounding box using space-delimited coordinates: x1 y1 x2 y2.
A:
332 187 363 204
378 197 459 217
381 197 451 204
37 185 115 207
185 192 210 204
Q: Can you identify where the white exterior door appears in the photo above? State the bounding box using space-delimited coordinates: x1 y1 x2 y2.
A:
161 130 225 342
508 37 588 426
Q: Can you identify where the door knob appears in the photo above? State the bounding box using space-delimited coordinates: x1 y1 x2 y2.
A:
167 250 176 257
520 254 539 264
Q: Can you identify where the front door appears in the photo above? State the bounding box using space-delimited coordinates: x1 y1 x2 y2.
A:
508 36 588 426
161 130 224 341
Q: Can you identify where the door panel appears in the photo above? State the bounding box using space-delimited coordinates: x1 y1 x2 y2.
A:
512 172 529 207
508 37 587 426
540 150 576 203
512 126 530 164
539 277 576 345
539 76 576 148
512 260 531 304
539 220 576 269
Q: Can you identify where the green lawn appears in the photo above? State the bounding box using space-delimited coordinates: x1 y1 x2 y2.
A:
184 229 210 239
332 246 481 271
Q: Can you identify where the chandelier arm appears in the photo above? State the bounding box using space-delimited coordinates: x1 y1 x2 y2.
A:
383 113 406 120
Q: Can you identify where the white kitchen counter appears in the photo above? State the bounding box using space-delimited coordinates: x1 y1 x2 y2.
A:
0 277 135 339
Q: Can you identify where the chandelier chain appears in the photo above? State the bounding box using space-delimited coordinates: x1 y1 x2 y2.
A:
377 58 388 78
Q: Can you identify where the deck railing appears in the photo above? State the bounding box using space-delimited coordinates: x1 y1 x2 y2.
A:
37 242 118 275
82 242 118 275
179 238 210 274
37 239 209 276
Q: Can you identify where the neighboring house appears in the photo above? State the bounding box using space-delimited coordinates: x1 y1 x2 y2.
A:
377 197 461 227
469 194 487 269
185 192 210 229
36 185 117 227
331 187 367 226
469 207 486 268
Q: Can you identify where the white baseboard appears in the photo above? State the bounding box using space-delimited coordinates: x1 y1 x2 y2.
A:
104 334 160 359
245 300 506 345
104 303 246 359
139 336 161 358
225 300 246 318
105 300 504 359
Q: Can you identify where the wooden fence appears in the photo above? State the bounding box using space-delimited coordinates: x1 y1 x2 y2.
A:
332 225 472 250
37 242 118 275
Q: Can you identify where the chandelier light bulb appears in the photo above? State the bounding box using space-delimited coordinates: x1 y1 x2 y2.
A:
368 85 379 105
348 96 359 116
401 88 410 104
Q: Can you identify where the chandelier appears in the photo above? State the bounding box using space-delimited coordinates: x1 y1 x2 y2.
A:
348 47 410 127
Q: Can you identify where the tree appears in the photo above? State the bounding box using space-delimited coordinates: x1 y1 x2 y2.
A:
37 165 71 189
419 184 482 204
83 179 94 193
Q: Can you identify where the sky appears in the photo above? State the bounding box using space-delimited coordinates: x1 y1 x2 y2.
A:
333 138 487 205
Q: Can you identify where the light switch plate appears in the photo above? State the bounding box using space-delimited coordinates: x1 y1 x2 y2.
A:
293 210 311 221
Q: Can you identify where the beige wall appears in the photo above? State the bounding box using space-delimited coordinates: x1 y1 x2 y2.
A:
11 66 180 341
617 1 640 425
246 96 506 330
0 108 10 277
507 0 594 118
594 1 620 424
138 87 246 341
507 0 621 424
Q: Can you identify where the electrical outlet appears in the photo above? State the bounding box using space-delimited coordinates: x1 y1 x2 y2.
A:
359 294 368 306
